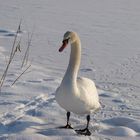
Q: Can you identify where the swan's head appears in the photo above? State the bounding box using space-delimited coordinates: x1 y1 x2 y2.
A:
59 31 78 52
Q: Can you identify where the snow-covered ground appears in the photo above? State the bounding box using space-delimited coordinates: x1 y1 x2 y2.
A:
0 0 140 139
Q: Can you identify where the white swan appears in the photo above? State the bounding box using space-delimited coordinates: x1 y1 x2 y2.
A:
55 31 100 135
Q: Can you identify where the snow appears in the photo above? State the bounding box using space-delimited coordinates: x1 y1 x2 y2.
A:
0 0 140 139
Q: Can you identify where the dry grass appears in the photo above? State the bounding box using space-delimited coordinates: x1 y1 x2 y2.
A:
21 31 34 68
0 20 32 92
11 64 31 86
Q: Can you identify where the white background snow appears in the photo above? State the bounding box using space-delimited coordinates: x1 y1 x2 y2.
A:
0 0 140 139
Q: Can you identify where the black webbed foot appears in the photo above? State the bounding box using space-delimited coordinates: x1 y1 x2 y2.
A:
75 128 91 136
58 112 73 129
58 123 73 129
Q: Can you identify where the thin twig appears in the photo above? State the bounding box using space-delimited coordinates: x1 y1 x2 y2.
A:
0 20 22 92
11 65 31 86
21 29 34 68
10 19 22 60
0 43 20 90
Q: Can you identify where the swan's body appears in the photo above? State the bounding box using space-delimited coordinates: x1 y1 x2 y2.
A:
56 77 100 114
55 31 100 135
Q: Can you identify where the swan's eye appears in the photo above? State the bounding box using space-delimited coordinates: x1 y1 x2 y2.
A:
63 38 70 44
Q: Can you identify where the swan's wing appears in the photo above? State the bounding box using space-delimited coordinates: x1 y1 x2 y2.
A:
77 77 97 92
77 77 100 111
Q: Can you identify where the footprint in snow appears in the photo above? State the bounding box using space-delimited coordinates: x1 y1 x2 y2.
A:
4 33 16 37
0 29 15 37
80 68 93 72
0 101 13 106
27 80 42 83
26 78 55 83
99 93 111 98
0 28 22 38
0 29 9 33
43 78 55 82
26 109 43 117
112 99 124 103
0 91 16 96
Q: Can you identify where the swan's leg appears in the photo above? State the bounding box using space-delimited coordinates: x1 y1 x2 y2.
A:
75 115 91 136
58 112 73 129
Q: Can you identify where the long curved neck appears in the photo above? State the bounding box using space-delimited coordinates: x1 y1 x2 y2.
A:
63 38 81 85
